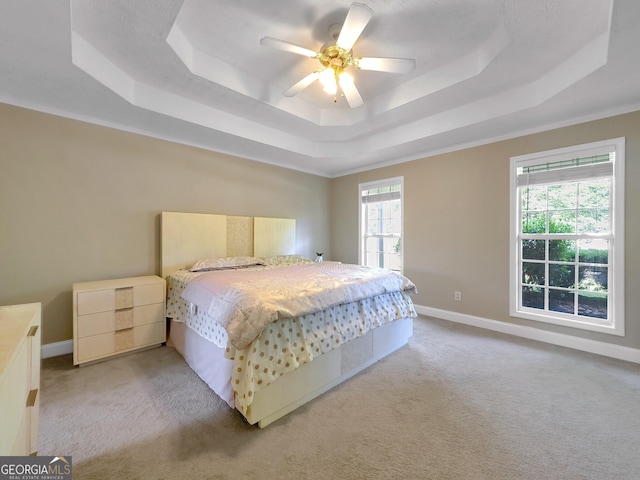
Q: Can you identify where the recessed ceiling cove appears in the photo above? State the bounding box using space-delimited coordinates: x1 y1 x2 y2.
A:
4 0 636 176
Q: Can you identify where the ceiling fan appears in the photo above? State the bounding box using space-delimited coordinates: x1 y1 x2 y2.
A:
260 2 416 108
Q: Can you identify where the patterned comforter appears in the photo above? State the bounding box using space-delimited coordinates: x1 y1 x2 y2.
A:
166 259 417 412
181 262 416 349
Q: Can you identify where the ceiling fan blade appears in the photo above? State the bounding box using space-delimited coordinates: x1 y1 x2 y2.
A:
260 37 318 58
283 71 321 97
338 73 363 108
355 57 416 74
336 2 374 52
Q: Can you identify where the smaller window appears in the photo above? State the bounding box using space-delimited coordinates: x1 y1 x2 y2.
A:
359 177 404 272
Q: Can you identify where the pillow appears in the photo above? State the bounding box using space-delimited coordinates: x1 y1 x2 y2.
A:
259 254 313 266
189 256 264 272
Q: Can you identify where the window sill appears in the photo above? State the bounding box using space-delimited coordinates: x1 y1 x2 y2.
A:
510 308 624 336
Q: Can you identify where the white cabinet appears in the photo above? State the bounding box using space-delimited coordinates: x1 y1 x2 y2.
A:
0 303 41 456
73 276 165 365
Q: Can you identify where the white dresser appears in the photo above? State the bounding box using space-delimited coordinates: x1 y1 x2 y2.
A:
73 275 166 365
0 303 41 456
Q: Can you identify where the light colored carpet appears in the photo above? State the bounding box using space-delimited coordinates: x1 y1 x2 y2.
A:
40 316 640 479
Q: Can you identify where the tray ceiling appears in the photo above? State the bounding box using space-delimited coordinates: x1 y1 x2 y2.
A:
2 0 640 177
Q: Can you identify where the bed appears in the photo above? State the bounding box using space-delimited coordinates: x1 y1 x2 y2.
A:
161 211 417 427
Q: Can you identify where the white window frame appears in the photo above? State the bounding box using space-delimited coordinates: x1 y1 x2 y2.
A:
509 138 625 336
359 176 404 272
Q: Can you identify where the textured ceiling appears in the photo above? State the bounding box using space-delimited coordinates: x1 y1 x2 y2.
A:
1 0 640 177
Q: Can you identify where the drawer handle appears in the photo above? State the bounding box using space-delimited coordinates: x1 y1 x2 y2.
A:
27 325 39 337
27 389 39 407
115 287 134 309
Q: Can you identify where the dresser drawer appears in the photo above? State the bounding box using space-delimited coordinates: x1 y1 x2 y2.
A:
77 289 116 316
76 332 115 362
11 409 29 455
134 283 164 307
133 321 165 347
77 282 164 316
76 321 166 363
77 303 164 338
134 303 164 327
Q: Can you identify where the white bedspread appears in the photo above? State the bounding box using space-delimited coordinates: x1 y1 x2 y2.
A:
181 262 417 350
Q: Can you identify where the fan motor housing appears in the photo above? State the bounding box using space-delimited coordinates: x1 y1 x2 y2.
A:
319 45 353 70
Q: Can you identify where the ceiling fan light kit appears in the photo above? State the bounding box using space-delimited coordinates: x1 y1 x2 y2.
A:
261 2 415 108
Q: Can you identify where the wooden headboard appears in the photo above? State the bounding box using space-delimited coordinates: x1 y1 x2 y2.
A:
160 212 296 277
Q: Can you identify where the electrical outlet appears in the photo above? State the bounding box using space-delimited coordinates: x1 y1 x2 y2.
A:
454 291 462 301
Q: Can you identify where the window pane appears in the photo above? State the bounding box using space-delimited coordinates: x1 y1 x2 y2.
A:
522 239 545 260
578 179 610 208
549 264 575 288
365 250 381 268
381 201 401 234
578 292 607 319
548 183 577 209
522 211 546 233
579 266 608 292
522 262 544 285
365 236 383 252
578 239 608 264
549 289 574 314
549 210 576 233
366 208 379 234
381 202 393 226
521 185 547 211
522 286 544 309
387 252 402 271
577 208 609 234
549 239 575 262
381 237 401 255
389 215 402 233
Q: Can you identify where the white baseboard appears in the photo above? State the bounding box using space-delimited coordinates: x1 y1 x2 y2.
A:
42 339 73 359
415 305 640 364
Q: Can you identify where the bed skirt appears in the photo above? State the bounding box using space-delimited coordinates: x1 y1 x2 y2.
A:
167 319 235 407
168 317 413 427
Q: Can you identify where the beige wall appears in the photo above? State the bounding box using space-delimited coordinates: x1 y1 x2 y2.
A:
3 101 638 350
0 104 331 344
331 110 640 349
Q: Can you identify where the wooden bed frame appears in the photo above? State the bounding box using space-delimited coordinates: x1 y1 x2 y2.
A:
160 211 413 427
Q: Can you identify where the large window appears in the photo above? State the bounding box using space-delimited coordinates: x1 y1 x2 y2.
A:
359 177 403 272
510 138 625 335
